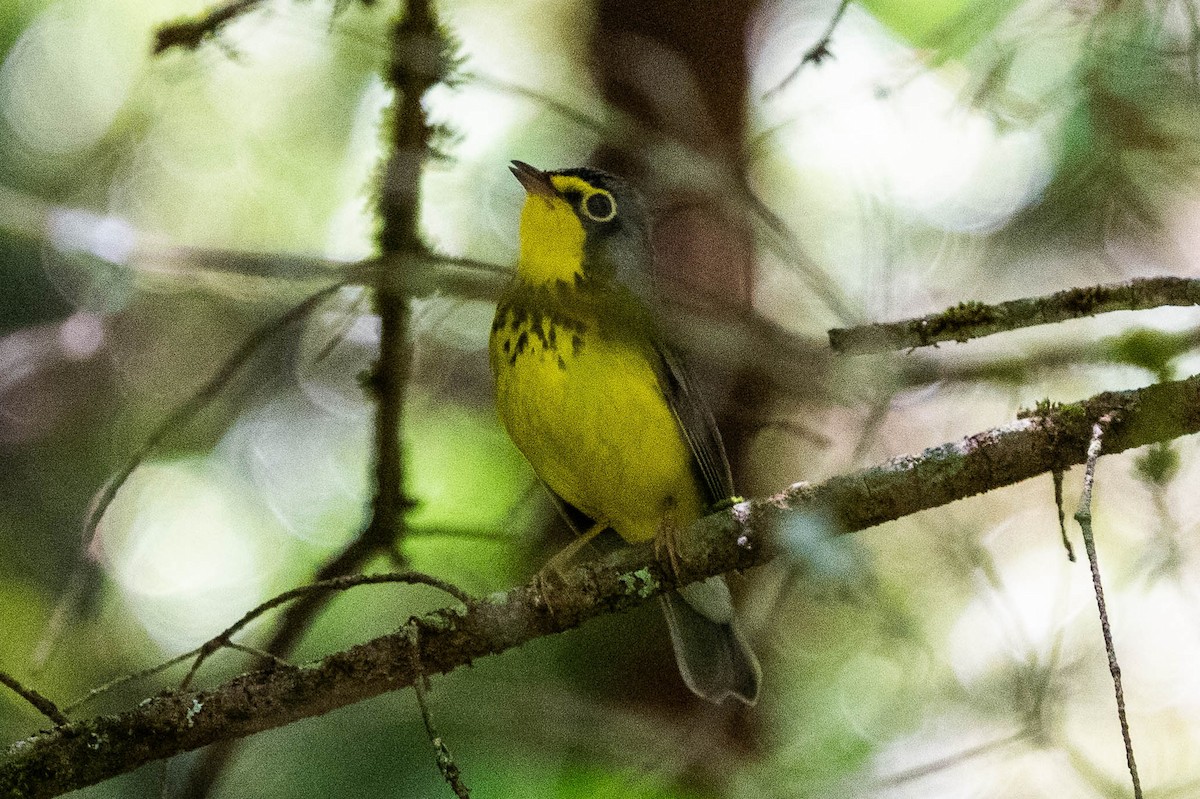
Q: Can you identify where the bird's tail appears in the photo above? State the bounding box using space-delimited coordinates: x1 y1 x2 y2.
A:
659 577 761 705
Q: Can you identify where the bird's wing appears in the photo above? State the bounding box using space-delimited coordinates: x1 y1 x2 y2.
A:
656 341 735 506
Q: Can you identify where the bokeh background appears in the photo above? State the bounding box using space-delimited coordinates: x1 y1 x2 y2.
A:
4 0 1200 796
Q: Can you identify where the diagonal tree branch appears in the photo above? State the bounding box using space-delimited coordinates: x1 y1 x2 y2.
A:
0 673 67 727
5 372 1199 799
828 276 1200 355
154 0 266 54
764 0 853 98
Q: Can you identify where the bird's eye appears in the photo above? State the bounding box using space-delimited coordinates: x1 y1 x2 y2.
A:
582 190 617 222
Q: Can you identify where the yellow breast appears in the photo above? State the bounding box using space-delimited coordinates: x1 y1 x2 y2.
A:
489 292 704 544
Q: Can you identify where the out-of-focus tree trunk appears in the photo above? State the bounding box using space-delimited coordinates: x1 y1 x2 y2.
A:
591 0 757 307
589 0 765 479
588 3 772 726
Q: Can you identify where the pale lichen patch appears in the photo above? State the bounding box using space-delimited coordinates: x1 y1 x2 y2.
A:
185 698 203 728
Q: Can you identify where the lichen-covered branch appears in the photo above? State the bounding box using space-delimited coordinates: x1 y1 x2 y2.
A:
5 372 1199 799
1074 418 1143 799
828 276 1200 355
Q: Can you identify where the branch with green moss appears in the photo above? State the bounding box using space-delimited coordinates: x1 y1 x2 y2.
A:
5 372 1199 799
828 276 1200 355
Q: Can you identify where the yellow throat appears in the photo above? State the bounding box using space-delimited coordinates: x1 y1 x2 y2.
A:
516 173 612 286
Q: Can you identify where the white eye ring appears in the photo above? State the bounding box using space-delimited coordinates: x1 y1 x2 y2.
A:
581 190 617 222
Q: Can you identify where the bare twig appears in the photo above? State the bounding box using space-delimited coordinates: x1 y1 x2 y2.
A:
220 643 292 668
874 730 1026 788
764 0 853 98
5 372 1200 799
0 672 67 727
464 73 616 137
64 650 200 715
178 572 471 691
1053 469 1076 561
63 572 469 715
82 283 343 546
153 0 266 54
734 175 857 324
1074 416 1143 799
409 627 471 799
829 276 1200 355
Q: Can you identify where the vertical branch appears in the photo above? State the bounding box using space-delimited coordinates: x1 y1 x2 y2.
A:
409 626 472 798
1074 415 1142 799
367 0 440 553
177 3 448 796
218 0 445 669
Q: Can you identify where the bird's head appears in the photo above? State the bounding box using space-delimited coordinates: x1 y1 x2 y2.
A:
510 160 651 289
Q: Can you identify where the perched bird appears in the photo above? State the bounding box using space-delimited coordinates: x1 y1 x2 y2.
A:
489 160 761 705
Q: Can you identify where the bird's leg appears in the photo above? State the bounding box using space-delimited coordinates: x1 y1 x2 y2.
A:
535 519 608 616
653 517 685 584
654 497 740 581
543 519 608 574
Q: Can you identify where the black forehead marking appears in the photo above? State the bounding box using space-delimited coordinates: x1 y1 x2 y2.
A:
549 167 622 192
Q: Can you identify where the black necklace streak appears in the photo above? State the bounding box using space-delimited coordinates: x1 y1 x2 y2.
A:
492 285 591 371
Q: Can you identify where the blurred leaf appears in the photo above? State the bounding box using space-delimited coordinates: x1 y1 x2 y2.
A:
1104 327 1179 378
1006 12 1200 250
0 233 73 334
859 0 1021 58
1135 443 1180 486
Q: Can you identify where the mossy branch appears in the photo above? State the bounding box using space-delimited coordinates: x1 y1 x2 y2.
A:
5 372 1199 799
828 276 1200 355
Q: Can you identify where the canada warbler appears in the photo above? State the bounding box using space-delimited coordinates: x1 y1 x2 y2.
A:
490 160 760 705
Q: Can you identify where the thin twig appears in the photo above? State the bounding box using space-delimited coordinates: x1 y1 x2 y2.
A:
1053 469 1076 561
63 649 200 714
153 0 265 54
829 276 1200 355
408 626 471 799
874 730 1026 788
67 572 469 714
735 175 857 324
30 567 91 669
178 572 471 691
1074 415 1143 799
83 283 343 546
222 643 294 668
764 0 853 98
34 283 343 676
0 672 68 726
464 73 615 138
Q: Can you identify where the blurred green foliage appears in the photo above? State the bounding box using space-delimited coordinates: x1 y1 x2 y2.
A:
3 0 1200 797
